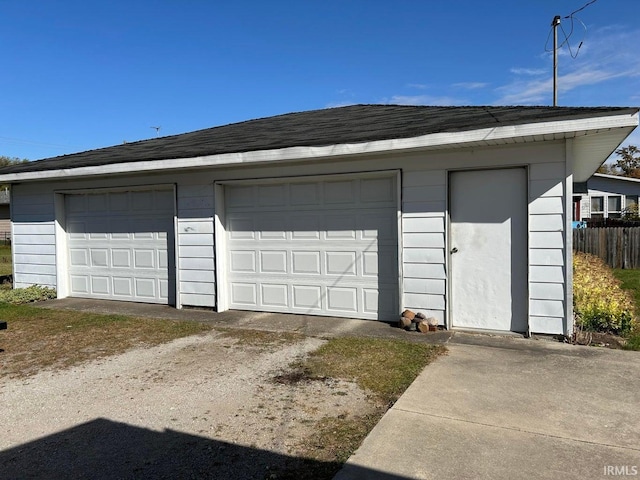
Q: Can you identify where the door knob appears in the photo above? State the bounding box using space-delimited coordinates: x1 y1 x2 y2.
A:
450 247 458 254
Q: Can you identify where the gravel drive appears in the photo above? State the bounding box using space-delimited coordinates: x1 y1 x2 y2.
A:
0 330 373 479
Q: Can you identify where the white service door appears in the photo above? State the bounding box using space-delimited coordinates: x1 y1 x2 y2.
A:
225 175 399 320
450 168 528 332
66 190 175 304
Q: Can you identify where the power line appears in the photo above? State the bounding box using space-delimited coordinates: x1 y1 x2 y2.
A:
0 135 78 150
565 0 598 18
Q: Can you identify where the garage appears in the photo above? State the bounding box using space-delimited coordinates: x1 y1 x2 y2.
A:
65 189 175 304
223 174 399 320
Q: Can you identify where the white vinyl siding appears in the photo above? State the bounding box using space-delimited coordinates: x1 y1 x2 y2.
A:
177 184 215 307
10 187 57 289
528 162 566 335
401 169 446 323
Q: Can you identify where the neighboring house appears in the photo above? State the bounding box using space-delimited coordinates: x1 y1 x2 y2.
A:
574 173 640 220
0 189 10 240
0 105 637 337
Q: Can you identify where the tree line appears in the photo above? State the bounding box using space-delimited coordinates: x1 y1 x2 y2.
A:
597 145 640 177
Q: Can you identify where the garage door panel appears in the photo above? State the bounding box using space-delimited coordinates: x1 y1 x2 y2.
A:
227 186 254 207
135 278 156 298
228 217 255 238
291 216 320 239
113 277 133 296
91 249 109 268
112 249 131 268
260 251 287 273
327 287 358 313
159 279 169 299
70 249 88 267
134 250 155 269
67 195 87 213
291 183 319 205
131 190 154 210
230 251 256 273
292 251 321 275
71 276 89 294
292 285 322 309
361 177 395 203
257 184 286 206
226 175 399 320
231 283 257 305
66 189 174 304
325 215 357 239
158 250 168 269
326 251 357 276
324 180 356 204
261 284 288 307
92 277 110 295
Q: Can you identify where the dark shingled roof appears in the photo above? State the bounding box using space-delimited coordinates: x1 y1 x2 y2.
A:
1 105 637 174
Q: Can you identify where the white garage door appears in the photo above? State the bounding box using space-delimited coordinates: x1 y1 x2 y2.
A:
66 189 175 304
225 174 399 320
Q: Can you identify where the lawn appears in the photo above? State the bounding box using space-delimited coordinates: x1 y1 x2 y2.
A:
0 245 11 276
612 268 640 350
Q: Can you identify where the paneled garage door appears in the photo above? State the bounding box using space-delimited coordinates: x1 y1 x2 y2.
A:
225 174 399 320
66 189 175 304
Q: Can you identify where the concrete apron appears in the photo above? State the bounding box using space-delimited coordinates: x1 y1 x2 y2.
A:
334 341 640 480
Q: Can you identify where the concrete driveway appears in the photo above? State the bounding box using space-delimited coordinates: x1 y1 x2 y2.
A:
335 338 640 480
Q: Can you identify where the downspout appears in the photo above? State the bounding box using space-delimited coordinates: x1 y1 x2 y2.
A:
565 139 575 338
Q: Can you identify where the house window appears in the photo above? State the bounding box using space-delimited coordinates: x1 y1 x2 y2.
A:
590 196 604 219
608 196 622 218
625 195 639 218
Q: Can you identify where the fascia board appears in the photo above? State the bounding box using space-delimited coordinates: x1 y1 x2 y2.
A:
1 112 637 183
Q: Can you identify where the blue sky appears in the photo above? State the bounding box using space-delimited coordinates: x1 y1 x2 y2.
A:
1 0 639 161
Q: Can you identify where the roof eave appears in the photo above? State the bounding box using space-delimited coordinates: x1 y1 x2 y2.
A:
0 112 637 183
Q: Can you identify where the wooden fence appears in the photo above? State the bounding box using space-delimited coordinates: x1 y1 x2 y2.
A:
573 227 640 269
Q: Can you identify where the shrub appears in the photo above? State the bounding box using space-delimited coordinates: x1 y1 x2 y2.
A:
0 285 57 305
573 252 636 334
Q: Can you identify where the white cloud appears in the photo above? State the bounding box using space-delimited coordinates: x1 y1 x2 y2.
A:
452 82 488 90
406 83 430 89
510 68 547 76
495 27 640 105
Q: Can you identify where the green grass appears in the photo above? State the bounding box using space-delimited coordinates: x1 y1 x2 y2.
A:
301 337 445 404
0 245 11 276
612 268 640 350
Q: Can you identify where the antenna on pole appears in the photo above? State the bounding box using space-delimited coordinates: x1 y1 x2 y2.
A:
551 15 561 106
151 126 161 137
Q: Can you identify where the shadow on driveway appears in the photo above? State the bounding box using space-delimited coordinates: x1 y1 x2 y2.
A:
0 418 410 480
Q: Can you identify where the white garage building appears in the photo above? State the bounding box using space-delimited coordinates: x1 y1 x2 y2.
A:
0 105 637 336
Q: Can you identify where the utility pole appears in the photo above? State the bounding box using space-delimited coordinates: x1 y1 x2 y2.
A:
551 15 561 106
